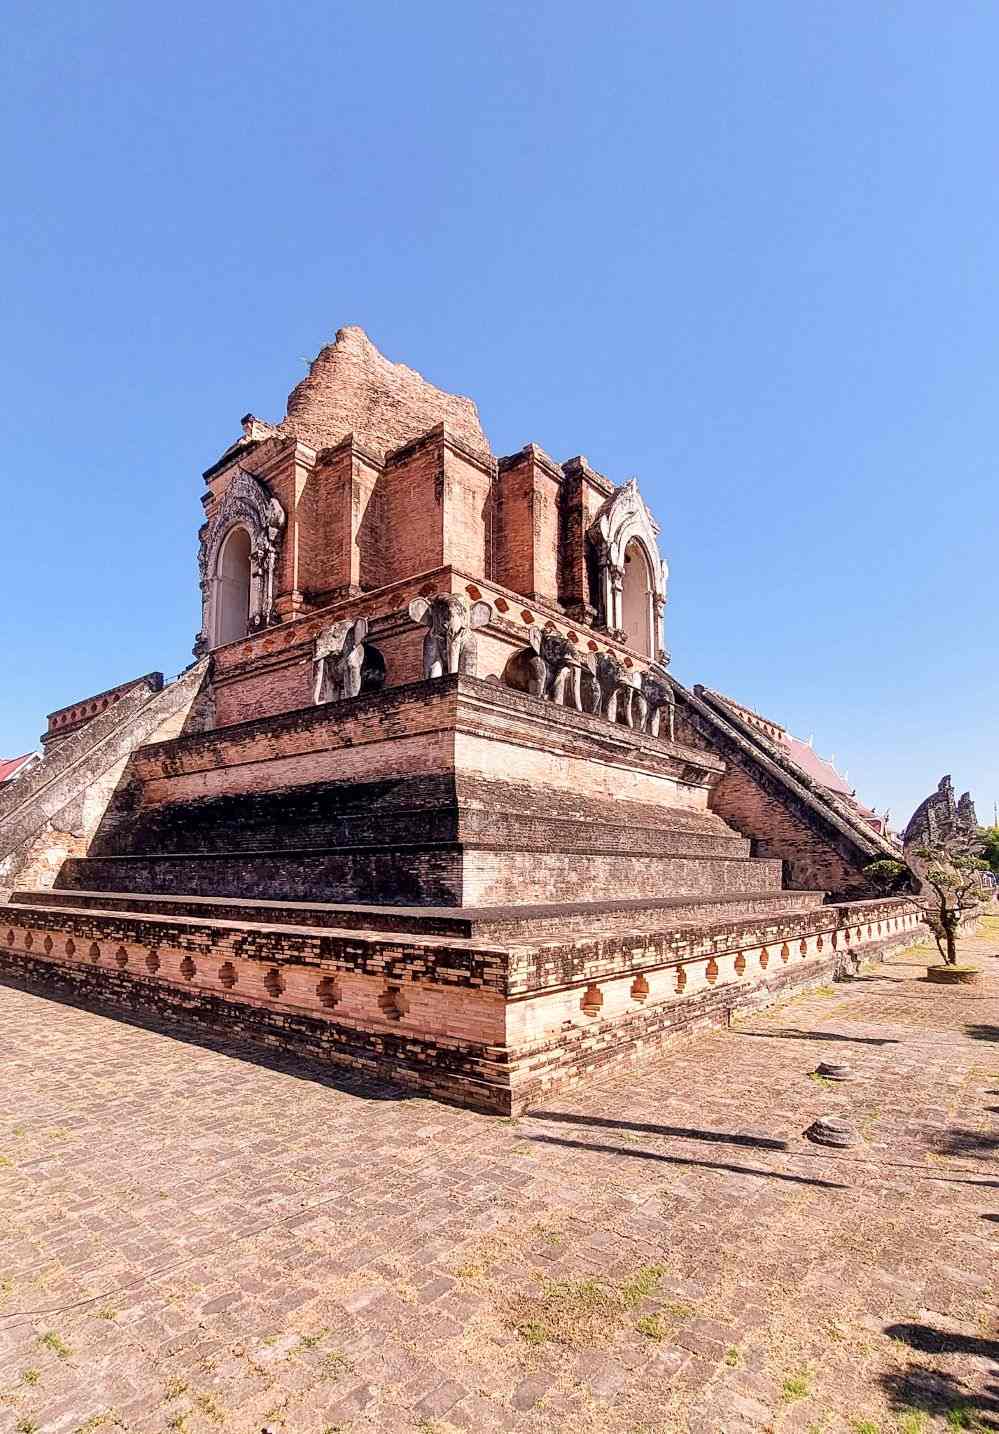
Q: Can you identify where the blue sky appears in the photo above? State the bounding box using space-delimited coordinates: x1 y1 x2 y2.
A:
2 1 996 827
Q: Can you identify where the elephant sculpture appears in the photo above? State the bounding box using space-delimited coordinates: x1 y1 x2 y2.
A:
409 593 492 678
313 617 385 704
504 626 592 711
590 651 628 723
620 670 649 730
589 654 648 728
641 673 676 742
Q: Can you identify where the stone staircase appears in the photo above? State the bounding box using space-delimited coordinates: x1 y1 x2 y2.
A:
0 662 209 897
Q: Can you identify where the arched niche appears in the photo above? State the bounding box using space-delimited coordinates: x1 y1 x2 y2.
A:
216 526 252 645
195 469 286 653
588 479 668 659
621 537 656 658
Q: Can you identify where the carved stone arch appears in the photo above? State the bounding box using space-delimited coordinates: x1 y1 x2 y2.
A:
195 469 286 652
588 478 668 657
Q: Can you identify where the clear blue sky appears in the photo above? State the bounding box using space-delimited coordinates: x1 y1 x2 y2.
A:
2 2 996 827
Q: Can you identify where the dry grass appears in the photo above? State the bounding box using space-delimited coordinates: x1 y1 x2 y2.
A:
508 1265 667 1347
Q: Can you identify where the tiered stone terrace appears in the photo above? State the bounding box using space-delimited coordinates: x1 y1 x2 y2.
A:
1 889 922 1112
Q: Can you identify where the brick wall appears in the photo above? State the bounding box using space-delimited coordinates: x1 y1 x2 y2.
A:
0 898 922 1114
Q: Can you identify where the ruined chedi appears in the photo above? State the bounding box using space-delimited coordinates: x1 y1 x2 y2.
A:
0 327 922 1112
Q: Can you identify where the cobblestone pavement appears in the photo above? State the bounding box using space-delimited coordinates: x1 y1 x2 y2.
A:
1 926 997 1434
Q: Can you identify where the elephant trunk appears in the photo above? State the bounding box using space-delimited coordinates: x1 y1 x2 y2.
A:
446 632 465 674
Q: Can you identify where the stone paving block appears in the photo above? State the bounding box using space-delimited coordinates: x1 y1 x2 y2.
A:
0 936 996 1433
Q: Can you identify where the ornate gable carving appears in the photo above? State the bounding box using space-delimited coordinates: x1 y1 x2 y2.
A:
587 478 668 657
195 469 286 653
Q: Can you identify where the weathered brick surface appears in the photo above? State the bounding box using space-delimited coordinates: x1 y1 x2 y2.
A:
677 685 899 900
0 665 209 897
0 898 921 1112
280 324 491 459
42 671 165 747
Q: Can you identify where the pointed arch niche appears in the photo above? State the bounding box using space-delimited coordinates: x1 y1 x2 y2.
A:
196 469 286 652
216 526 252 645
589 479 668 659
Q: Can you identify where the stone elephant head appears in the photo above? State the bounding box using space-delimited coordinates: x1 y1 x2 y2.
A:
313 617 385 704
591 651 630 722
531 626 592 711
409 593 492 678
641 672 676 742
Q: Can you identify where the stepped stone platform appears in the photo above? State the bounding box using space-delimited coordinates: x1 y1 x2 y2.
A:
12 887 824 939
2 887 922 1112
0 672 923 1113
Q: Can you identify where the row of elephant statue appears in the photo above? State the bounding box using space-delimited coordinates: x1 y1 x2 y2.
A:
311 593 675 743
503 624 675 740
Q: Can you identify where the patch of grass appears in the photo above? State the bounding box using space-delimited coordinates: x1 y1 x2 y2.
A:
849 1420 879 1434
193 1392 224 1423
97 1307 117 1321
945 1405 983 1430
0 1155 12 1168
897 1412 930 1434
22 1368 40 1386
296 1328 328 1350
165 1414 189 1432
510 1275 617 1347
620 1265 667 1307
163 1379 188 1401
511 1268 676 1348
781 1368 813 1403
813 986 838 997
38 1330 71 1358
724 1347 740 1366
809 1071 833 1087
319 1350 353 1381
454 1262 487 1279
16 1419 40 1434
75 1414 120 1432
497 1116 519 1126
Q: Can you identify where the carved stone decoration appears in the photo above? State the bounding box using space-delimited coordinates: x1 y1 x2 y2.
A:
502 631 549 699
409 594 492 678
588 478 668 655
504 627 593 712
592 651 628 724
195 469 286 653
621 670 649 731
313 617 386 704
641 673 676 743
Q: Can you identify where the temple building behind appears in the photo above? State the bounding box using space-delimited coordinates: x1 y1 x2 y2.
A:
0 328 921 1112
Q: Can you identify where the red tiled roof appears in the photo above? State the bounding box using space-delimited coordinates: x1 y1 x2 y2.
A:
0 753 36 784
781 734 854 796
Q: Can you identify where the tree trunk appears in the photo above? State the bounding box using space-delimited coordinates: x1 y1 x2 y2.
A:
943 913 958 965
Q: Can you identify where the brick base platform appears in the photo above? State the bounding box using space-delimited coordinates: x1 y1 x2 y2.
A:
0 896 923 1113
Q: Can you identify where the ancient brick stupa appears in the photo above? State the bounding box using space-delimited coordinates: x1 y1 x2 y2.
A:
0 328 920 1111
